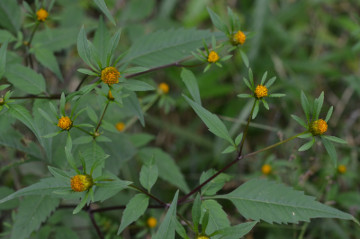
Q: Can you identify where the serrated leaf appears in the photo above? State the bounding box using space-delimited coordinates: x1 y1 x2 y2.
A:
93 0 116 25
0 178 69 204
123 80 155 91
174 219 189 239
93 177 132 202
138 147 189 193
183 95 234 145
123 91 145 126
33 48 63 81
321 136 338 166
0 0 21 34
181 68 202 105
0 41 7 78
207 7 228 33
200 169 232 196
117 194 149 234
5 64 46 94
10 195 60 239
77 26 96 70
214 179 354 224
153 191 179 239
121 28 225 68
298 138 315 151
211 221 258 238
140 157 158 192
201 200 230 238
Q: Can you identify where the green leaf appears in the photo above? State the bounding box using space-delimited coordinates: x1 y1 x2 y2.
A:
77 26 96 70
214 179 354 224
235 133 243 145
33 48 63 81
200 169 232 196
48 166 71 180
321 136 338 166
123 91 145 126
106 29 122 65
0 178 69 204
33 28 78 52
117 194 149 234
0 41 7 78
121 28 225 68
315 92 324 120
94 177 131 202
325 106 333 122
297 132 313 139
260 71 268 85
192 193 202 233
153 191 179 239
210 221 258 238
262 98 269 110
181 68 202 105
322 135 347 144
301 91 310 123
264 76 277 88
298 137 315 151
183 95 234 145
207 7 228 33
73 192 89 214
248 68 254 88
221 145 236 154
240 50 249 68
5 64 46 94
93 0 116 25
140 156 158 192
139 148 190 193
123 80 155 91
10 195 60 239
0 0 21 34
201 200 230 237
242 77 252 91
174 219 189 239
291 114 307 128
269 93 285 97
237 93 252 98
252 100 260 119
0 29 16 43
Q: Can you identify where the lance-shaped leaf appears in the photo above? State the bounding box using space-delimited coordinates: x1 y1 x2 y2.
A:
181 68 202 105
210 221 258 238
93 0 116 25
214 179 355 224
183 95 234 145
153 191 179 239
117 194 149 234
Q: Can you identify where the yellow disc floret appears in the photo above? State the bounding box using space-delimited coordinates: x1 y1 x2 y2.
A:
0 97 4 105
254 85 268 99
70 174 93 192
310 119 328 136
337 164 346 174
146 217 157 228
207 51 219 63
57 116 72 130
197 236 210 239
233 30 246 45
101 67 120 85
261 164 272 175
36 8 49 22
116 122 125 132
158 82 169 94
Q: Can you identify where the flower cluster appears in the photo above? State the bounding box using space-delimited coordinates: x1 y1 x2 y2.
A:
70 174 93 192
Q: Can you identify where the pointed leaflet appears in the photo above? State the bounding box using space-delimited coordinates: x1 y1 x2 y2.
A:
214 179 354 224
181 68 202 105
93 177 131 202
139 156 158 192
93 0 116 25
206 7 228 33
321 136 338 167
0 41 7 78
210 221 258 239
201 200 230 238
117 194 149 234
10 195 60 239
77 26 96 70
153 191 179 239
34 48 63 81
183 95 234 145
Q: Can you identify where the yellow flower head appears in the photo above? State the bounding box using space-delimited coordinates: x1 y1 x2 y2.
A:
108 89 114 100
57 116 72 130
0 97 4 105
310 119 328 136
71 174 93 192
101 67 120 85
207 51 219 63
36 8 49 22
158 82 169 94
261 164 272 175
197 236 210 239
233 30 246 45
254 85 268 99
116 122 125 132
147 217 157 228
337 164 346 174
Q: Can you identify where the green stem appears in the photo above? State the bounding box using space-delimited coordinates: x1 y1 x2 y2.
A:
74 126 93 136
129 184 167 206
237 100 256 156
94 101 110 133
26 22 40 68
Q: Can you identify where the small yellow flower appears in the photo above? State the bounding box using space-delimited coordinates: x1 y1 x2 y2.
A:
207 51 219 63
101 67 120 85
310 119 328 136
115 122 125 132
158 82 169 94
233 30 246 45
0 97 4 105
57 116 72 130
261 164 272 175
147 217 157 228
70 174 93 192
36 8 48 22
337 164 347 174
197 236 210 239
108 90 114 100
254 85 268 99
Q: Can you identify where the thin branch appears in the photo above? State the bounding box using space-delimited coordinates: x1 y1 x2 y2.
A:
88 210 104 239
11 94 61 100
94 101 110 133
